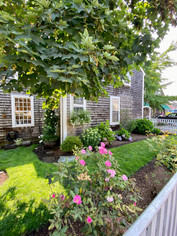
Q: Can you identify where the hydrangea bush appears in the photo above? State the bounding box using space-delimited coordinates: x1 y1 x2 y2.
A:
48 144 141 235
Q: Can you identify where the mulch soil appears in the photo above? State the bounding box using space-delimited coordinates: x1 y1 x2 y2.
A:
0 134 173 235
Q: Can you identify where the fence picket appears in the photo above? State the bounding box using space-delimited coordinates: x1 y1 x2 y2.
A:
124 172 177 236
151 118 177 134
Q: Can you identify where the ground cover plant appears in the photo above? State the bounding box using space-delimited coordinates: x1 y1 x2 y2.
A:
48 144 142 235
0 145 64 236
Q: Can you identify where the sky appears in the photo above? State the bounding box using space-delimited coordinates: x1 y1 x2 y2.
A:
158 26 177 96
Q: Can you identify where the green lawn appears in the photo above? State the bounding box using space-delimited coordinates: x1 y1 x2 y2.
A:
0 139 157 235
110 139 157 177
0 145 63 236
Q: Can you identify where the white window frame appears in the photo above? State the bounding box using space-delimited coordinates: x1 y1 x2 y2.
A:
110 96 120 125
123 72 131 87
11 94 34 128
70 95 86 113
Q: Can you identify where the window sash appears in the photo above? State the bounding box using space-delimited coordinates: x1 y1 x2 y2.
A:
70 95 86 113
11 94 34 127
110 96 120 125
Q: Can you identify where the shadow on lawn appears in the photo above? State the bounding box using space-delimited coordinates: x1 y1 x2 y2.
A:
0 186 50 236
0 145 57 179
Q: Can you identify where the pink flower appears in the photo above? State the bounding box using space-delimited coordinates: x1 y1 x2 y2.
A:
105 160 112 167
60 195 65 200
101 142 105 147
99 147 105 155
88 146 92 151
79 160 86 166
107 169 116 177
110 186 113 190
122 174 128 181
99 146 107 155
73 195 82 205
105 177 110 182
108 150 112 155
107 196 114 202
134 202 136 206
81 149 86 154
87 216 92 223
75 156 79 160
52 194 55 198
104 148 107 154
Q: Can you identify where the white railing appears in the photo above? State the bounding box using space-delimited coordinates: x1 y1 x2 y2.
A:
124 172 177 236
151 118 177 134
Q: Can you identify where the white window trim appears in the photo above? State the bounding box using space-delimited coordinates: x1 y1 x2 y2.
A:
110 96 120 125
11 94 34 128
123 72 131 87
70 95 86 113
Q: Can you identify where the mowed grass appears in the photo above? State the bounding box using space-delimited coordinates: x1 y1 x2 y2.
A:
110 139 157 177
0 145 64 236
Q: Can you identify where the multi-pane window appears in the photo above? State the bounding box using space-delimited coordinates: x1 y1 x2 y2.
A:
110 96 120 125
70 95 86 113
11 94 34 127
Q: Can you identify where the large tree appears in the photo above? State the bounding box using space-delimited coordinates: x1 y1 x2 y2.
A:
144 42 177 109
0 0 176 101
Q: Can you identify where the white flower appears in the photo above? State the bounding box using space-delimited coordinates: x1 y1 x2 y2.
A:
14 43 20 48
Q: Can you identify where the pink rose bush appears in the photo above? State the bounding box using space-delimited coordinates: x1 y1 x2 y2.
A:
79 159 86 166
87 216 92 223
105 160 112 167
122 174 128 181
48 145 141 235
73 195 82 205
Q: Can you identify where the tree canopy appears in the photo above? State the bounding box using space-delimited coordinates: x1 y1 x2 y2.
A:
144 42 177 110
0 0 177 100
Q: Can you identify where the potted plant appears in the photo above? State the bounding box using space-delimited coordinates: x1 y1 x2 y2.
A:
42 109 59 147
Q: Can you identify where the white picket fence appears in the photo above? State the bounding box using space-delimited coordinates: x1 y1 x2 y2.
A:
151 118 177 134
124 172 177 236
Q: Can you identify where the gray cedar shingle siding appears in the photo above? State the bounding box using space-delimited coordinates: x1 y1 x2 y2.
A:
0 89 44 145
67 69 144 136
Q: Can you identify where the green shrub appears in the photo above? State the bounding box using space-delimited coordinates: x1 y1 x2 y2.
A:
134 119 154 134
48 146 141 235
115 128 130 139
97 120 115 143
80 128 101 148
60 136 83 152
124 120 137 133
152 127 161 135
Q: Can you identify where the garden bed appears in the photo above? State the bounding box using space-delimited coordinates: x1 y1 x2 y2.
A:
33 134 147 163
25 158 173 236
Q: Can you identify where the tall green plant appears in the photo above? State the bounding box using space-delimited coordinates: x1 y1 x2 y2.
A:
42 109 59 141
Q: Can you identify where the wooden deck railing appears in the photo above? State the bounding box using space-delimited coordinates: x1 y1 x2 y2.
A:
151 118 177 134
124 172 177 236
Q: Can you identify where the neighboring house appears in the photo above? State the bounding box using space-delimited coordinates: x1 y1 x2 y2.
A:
0 69 144 146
